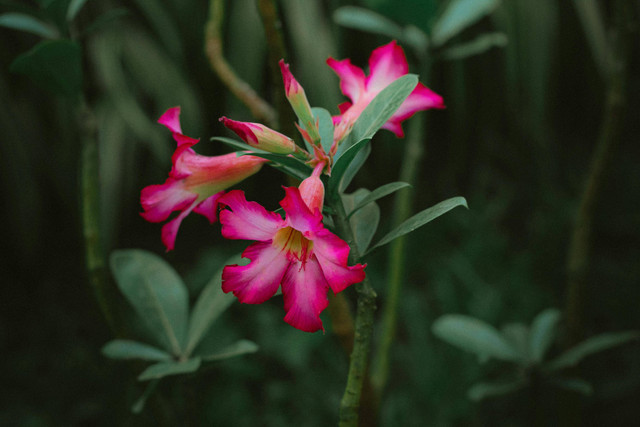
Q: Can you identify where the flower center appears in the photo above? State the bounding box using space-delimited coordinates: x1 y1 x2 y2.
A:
272 227 313 262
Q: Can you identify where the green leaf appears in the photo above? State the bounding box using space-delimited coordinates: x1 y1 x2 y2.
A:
432 314 523 362
328 138 370 196
131 380 159 414
529 308 561 363
10 39 82 98
500 323 530 361
82 8 129 36
184 255 240 357
102 340 172 362
339 140 370 193
200 340 259 362
441 32 508 61
366 196 467 254
548 378 593 395
66 0 88 22
333 6 404 40
342 189 380 254
311 107 335 155
431 0 501 47
545 331 640 372
346 74 418 148
138 358 201 381
467 378 527 401
0 13 59 38
347 182 411 218
110 249 189 356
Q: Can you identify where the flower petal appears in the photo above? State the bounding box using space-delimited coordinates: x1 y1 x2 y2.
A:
193 191 223 223
326 57 366 103
140 181 197 222
219 190 284 241
222 242 288 304
382 83 445 137
280 187 323 234
281 258 329 332
313 229 366 293
366 40 409 93
161 199 198 251
157 107 182 134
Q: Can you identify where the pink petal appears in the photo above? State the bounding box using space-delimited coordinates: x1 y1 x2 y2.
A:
161 199 198 251
382 83 445 137
312 229 366 293
326 57 366 103
366 40 409 93
140 181 197 222
222 242 289 304
281 257 329 332
219 190 285 241
157 107 182 134
193 191 224 223
219 116 258 145
280 187 323 234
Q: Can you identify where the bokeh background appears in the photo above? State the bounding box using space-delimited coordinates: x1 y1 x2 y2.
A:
1 0 638 425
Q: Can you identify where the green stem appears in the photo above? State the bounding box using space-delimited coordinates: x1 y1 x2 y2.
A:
331 192 377 427
371 117 425 396
205 0 277 128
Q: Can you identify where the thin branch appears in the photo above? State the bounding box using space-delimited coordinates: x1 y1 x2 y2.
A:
205 0 277 128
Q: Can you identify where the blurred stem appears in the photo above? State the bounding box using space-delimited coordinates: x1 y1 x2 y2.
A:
328 292 355 355
79 100 121 334
255 0 297 136
371 117 424 398
565 0 631 348
205 0 277 128
330 192 377 427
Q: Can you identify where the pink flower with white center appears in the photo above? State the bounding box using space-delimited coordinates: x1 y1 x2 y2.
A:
327 40 445 141
220 116 297 154
140 107 267 251
218 169 365 332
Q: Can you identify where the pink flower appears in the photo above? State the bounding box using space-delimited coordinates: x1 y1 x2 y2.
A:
327 40 445 140
218 174 365 332
220 116 297 154
141 107 267 251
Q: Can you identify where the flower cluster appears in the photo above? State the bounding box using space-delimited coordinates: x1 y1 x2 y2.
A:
140 41 443 331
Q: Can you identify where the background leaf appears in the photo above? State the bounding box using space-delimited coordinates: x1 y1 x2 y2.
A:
137 358 201 381
101 340 172 362
432 314 523 362
10 39 82 98
200 339 259 362
545 331 640 371
110 249 190 356
467 378 527 401
347 182 411 218
0 13 59 38
184 255 240 356
66 0 88 22
440 32 507 61
529 308 561 363
431 0 501 47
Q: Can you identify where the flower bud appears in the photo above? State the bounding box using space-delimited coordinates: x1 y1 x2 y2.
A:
279 60 321 144
220 117 296 154
298 175 324 213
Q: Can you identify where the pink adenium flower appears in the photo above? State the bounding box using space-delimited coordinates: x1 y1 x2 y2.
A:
220 116 297 154
218 168 365 332
141 107 267 251
327 40 445 140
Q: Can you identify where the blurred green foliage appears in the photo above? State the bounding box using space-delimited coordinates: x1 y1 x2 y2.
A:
1 0 639 425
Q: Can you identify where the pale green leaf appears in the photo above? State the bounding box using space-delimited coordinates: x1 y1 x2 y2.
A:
549 377 593 395
432 314 523 362
102 340 172 362
200 340 259 362
500 323 530 361
366 196 468 254
468 378 527 401
333 6 404 40
342 189 380 254
110 249 189 356
311 107 335 155
546 331 640 371
0 13 59 38
347 182 411 218
529 308 561 363
184 255 241 356
431 0 501 47
441 32 507 61
328 138 370 196
131 380 159 414
138 358 201 381
339 142 370 193
66 0 88 22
